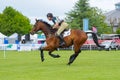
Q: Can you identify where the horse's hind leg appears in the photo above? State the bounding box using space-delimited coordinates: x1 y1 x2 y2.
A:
67 50 81 65
68 42 82 65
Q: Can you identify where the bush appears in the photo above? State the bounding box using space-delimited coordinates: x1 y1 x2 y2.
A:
116 28 120 34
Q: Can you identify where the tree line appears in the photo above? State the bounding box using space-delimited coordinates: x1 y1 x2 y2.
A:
0 0 120 36
0 6 32 36
65 0 114 34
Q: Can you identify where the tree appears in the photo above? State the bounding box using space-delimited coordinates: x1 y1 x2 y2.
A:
89 7 112 34
0 6 32 36
66 0 109 34
66 0 90 29
116 28 120 34
116 19 120 34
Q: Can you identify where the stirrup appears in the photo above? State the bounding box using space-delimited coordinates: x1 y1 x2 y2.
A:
60 42 65 46
59 40 66 46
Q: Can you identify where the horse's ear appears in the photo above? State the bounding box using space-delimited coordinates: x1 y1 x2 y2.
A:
35 18 37 21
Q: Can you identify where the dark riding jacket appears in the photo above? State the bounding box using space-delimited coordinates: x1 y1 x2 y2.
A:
52 17 64 26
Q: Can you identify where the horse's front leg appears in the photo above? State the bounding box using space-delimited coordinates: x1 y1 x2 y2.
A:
49 51 60 58
39 47 45 62
40 44 60 59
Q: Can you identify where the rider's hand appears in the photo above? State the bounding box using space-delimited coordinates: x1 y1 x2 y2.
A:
53 23 59 29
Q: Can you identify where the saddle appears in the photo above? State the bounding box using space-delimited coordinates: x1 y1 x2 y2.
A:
62 29 71 37
50 27 71 37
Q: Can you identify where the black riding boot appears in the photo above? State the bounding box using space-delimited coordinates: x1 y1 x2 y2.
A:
57 34 65 46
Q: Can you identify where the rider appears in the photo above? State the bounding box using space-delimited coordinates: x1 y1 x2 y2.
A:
46 13 69 46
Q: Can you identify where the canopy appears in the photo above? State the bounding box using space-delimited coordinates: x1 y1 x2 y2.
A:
0 32 7 38
9 33 18 38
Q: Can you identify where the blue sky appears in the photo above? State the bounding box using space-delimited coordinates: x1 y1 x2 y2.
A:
0 0 120 24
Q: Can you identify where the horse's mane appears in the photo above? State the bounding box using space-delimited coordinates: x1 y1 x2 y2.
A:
38 19 52 27
38 19 57 33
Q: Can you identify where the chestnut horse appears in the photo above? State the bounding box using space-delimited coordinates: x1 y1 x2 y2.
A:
30 19 103 65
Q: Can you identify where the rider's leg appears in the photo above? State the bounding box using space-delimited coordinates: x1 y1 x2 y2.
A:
57 22 69 35
57 33 65 46
56 22 69 46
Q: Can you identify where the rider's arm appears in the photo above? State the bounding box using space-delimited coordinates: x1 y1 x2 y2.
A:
53 23 59 29
52 17 59 29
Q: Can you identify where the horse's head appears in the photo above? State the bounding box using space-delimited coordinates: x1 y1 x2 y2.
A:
30 19 56 37
30 19 43 35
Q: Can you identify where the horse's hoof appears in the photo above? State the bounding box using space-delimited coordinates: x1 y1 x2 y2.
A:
67 63 69 65
56 55 60 58
67 62 71 65
41 59 45 62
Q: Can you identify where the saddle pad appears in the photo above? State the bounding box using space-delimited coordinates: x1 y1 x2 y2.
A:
63 29 71 37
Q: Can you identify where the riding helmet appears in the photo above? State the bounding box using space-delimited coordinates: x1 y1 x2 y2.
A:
47 13 53 18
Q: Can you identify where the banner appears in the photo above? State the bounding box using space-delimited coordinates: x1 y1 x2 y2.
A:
0 44 17 50
83 18 89 31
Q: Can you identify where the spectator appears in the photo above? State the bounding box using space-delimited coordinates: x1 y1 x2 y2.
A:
92 26 97 33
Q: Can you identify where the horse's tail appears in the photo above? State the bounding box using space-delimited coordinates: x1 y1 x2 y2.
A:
86 32 104 48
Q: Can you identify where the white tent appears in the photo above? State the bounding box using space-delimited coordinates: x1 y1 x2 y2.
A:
0 32 7 44
0 32 7 38
8 33 18 44
21 34 38 44
9 33 18 38
30 34 38 39
21 34 38 40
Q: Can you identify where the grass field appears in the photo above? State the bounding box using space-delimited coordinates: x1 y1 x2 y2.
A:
0 50 120 80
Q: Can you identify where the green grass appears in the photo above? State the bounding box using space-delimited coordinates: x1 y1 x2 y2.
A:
0 50 120 80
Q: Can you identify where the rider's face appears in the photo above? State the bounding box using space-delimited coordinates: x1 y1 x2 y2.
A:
47 17 52 21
